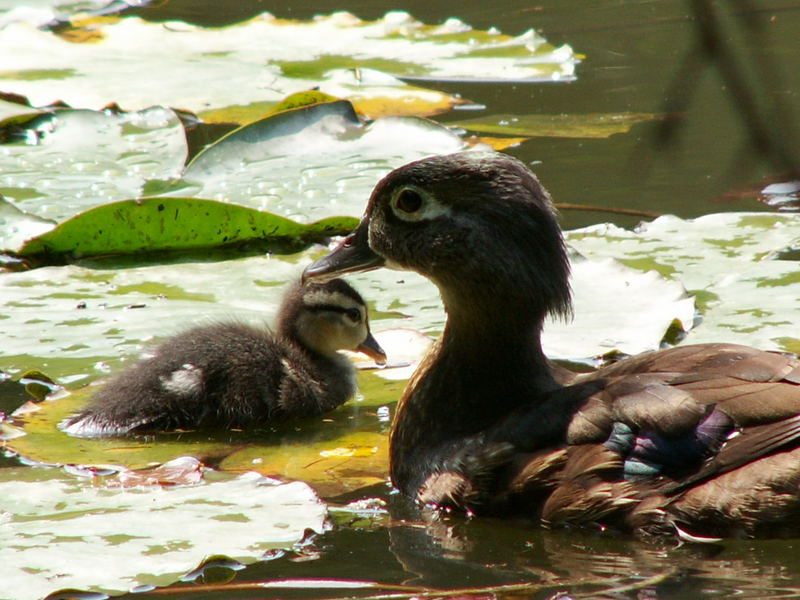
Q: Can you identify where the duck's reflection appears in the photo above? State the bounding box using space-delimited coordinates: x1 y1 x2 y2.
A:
384 493 800 599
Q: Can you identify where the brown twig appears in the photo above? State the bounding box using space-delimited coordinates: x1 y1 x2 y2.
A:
554 202 661 219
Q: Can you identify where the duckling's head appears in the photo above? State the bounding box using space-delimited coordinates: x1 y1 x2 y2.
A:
278 278 386 364
305 152 571 322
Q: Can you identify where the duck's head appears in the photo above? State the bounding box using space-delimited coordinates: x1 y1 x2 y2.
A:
278 279 386 364
304 152 571 323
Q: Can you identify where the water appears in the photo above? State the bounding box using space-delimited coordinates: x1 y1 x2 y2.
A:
6 1 800 598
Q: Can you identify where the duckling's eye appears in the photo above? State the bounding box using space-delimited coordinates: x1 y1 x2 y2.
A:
395 189 423 214
344 308 361 323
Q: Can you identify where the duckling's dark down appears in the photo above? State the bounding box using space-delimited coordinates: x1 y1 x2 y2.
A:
304 151 800 539
61 279 385 437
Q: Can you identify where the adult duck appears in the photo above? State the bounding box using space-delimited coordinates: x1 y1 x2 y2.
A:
303 151 800 539
62 278 385 437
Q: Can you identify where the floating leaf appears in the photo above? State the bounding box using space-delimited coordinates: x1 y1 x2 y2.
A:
0 468 326 600
182 100 466 221
567 213 800 353
542 255 695 360
0 106 186 221
198 71 462 125
452 112 663 139
16 196 358 259
0 241 697 384
0 12 577 115
0 254 311 380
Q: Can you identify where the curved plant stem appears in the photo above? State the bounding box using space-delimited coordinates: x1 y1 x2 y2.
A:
135 569 680 599
554 202 661 219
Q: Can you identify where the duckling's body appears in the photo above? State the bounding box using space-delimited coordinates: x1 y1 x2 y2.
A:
61 279 385 437
304 151 800 538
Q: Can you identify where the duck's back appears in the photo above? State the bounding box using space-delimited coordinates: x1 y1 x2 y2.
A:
509 343 800 538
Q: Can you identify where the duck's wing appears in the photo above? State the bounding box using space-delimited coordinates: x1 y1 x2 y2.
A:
514 344 800 534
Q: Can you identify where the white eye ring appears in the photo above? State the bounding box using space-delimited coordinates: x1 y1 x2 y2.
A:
389 186 451 222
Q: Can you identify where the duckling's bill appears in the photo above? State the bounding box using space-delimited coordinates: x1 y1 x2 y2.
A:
304 226 384 282
357 331 387 366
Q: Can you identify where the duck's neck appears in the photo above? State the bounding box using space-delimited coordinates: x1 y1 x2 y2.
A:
390 295 560 493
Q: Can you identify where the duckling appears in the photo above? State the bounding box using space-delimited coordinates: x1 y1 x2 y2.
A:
303 151 800 539
61 278 386 437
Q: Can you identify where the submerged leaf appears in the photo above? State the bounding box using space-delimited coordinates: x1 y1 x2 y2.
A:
452 112 663 139
16 196 358 259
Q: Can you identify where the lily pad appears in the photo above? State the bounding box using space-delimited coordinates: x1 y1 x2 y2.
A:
452 112 663 139
566 212 800 353
0 99 467 245
16 196 358 259
542 254 695 359
0 106 186 221
0 242 697 384
0 467 326 600
0 11 578 115
199 69 465 124
181 100 467 221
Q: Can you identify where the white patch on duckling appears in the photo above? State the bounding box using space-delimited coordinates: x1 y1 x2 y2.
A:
159 363 203 397
59 415 149 438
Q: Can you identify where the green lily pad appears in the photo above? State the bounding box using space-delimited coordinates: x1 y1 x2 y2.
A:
181 100 466 221
0 466 326 600
451 112 663 139
16 196 358 259
0 11 578 114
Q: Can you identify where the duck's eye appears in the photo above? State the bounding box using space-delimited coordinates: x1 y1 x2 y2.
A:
395 189 423 214
390 186 450 222
344 308 361 323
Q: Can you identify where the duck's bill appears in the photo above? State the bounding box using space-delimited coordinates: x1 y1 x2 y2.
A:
357 332 387 365
303 226 385 282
